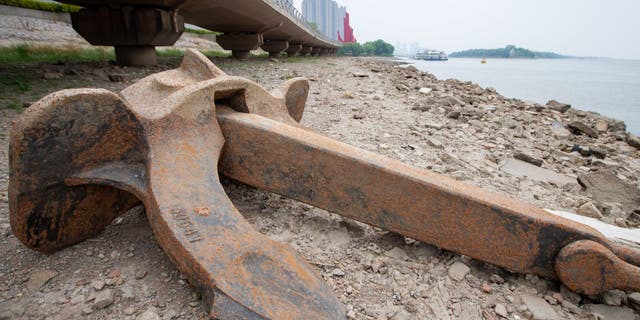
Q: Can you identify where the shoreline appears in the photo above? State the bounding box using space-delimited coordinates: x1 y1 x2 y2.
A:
400 56 640 136
0 56 639 319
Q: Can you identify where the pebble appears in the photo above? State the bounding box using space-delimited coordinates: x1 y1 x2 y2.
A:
576 202 603 219
136 310 161 320
446 111 461 119
447 261 470 282
585 304 636 320
108 269 122 278
121 284 136 299
602 289 626 306
25 269 58 291
494 303 508 318
331 268 346 277
418 87 432 94
546 100 571 113
628 292 640 308
91 280 106 291
560 286 581 304
427 137 444 149
561 300 582 314
81 306 93 315
514 151 543 167
489 274 505 284
93 289 114 309
135 270 148 280
568 121 599 138
521 294 560 320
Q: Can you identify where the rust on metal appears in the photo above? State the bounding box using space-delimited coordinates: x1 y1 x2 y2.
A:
9 49 640 319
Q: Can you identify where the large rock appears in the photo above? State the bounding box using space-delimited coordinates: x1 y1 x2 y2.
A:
578 171 640 214
546 100 571 113
500 158 575 185
626 133 640 150
521 295 560 320
567 121 599 138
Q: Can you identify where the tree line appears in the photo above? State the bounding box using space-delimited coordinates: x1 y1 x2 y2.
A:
449 45 568 59
338 40 395 57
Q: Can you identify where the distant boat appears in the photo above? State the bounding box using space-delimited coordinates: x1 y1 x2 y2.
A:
415 50 448 61
481 57 487 64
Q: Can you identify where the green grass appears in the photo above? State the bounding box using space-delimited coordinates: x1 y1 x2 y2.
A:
5 101 23 112
0 45 114 63
0 0 80 12
185 28 220 35
0 44 323 64
0 74 31 92
0 45 234 63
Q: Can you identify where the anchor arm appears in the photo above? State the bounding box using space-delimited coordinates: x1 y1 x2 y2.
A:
216 107 640 295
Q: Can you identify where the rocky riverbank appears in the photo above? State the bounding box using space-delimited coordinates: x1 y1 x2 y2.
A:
0 55 639 320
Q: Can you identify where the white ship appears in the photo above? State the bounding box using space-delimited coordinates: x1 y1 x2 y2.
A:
415 50 448 61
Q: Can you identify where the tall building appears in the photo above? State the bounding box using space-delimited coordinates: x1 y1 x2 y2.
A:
302 0 355 42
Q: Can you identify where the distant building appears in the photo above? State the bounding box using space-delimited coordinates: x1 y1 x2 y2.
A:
302 0 355 43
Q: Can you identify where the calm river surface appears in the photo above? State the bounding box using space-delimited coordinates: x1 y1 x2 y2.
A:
404 58 640 135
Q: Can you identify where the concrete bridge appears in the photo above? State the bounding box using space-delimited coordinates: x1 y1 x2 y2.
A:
59 0 341 64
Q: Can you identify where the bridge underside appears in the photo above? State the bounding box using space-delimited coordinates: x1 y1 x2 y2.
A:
60 0 340 64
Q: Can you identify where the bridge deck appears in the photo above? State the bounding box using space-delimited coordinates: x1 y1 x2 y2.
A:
60 0 340 49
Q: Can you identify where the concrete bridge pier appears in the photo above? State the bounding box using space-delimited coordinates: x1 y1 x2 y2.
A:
217 33 263 60
300 46 313 56
70 6 184 66
286 43 303 57
311 47 322 56
261 40 289 58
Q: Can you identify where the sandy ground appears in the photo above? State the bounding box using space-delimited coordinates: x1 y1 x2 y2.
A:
0 56 639 320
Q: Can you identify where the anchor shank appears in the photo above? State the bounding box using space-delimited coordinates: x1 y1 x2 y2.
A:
218 109 609 279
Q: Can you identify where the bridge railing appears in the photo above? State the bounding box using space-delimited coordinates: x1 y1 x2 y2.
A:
267 0 341 46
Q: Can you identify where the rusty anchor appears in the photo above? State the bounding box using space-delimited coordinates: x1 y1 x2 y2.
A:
9 50 640 319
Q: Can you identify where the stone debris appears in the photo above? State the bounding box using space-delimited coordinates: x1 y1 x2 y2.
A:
576 202 603 219
135 270 148 280
500 158 575 185
568 121 599 138
585 304 637 320
514 151 544 167
628 292 640 311
627 133 640 150
546 100 572 113
578 171 640 214
446 110 461 119
602 289 627 306
2 55 640 320
521 294 560 320
136 310 161 320
93 289 115 309
418 87 432 94
447 261 470 282
25 269 58 291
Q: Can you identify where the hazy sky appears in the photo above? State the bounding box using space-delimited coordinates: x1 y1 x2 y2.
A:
293 0 640 59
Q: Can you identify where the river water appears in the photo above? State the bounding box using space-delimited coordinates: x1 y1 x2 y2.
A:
404 58 640 135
